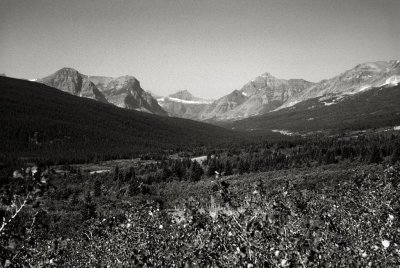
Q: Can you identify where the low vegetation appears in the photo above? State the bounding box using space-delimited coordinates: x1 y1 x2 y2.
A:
1 132 400 266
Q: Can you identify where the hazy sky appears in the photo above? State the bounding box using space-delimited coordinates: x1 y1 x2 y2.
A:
1 0 399 98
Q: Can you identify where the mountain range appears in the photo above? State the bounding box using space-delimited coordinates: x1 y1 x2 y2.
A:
30 60 400 127
155 60 400 122
278 60 400 110
224 83 400 134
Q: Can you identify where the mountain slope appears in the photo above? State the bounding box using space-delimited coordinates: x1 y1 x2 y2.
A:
0 77 240 163
279 60 400 109
224 83 400 133
157 90 212 119
200 90 248 120
201 73 313 120
38 68 167 115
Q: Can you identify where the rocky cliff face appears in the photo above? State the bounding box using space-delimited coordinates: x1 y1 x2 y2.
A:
38 68 108 103
91 75 166 115
38 68 166 115
201 74 313 120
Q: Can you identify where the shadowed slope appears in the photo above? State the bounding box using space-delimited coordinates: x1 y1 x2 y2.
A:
0 77 240 163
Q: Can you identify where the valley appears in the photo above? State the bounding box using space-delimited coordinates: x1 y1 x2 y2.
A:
1 67 400 266
1 0 400 266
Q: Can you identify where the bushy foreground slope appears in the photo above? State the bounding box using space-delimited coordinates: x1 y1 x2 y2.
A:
1 164 399 267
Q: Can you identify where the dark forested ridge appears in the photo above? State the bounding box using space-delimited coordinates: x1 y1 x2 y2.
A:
223 84 400 133
0 77 240 165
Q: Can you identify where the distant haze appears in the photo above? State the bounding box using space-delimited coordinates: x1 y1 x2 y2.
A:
0 0 399 99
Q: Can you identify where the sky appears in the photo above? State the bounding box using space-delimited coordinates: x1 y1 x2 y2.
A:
0 0 399 99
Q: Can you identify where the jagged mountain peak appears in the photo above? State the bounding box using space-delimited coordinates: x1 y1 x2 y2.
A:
260 72 277 78
54 67 83 77
169 90 195 101
37 68 166 115
38 68 108 104
114 75 138 81
58 67 79 72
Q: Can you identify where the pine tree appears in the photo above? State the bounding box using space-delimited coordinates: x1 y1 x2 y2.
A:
207 158 217 177
113 165 119 181
224 160 233 176
369 146 382 164
189 161 203 181
325 150 336 164
237 159 245 175
130 167 136 180
77 169 82 181
249 157 260 172
128 177 141 196
161 166 171 181
391 146 400 164
81 192 96 221
94 180 101 197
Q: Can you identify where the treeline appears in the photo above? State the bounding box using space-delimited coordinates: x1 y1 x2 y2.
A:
203 133 400 176
106 133 400 186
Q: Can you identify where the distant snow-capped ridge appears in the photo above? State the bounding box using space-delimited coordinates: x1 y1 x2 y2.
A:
277 60 400 110
158 97 213 104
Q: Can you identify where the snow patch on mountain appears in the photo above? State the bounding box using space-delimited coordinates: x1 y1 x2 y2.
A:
384 75 400 86
158 97 212 104
272 129 295 136
322 101 336 106
273 100 300 111
358 85 371 92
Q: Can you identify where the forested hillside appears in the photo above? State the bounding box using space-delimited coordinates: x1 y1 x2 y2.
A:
0 77 240 166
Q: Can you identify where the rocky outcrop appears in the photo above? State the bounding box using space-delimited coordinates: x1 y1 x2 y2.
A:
38 68 166 115
91 75 166 115
38 68 108 103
